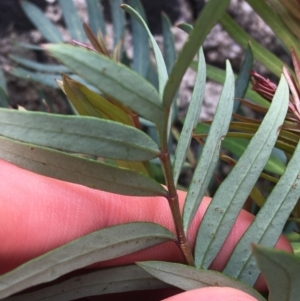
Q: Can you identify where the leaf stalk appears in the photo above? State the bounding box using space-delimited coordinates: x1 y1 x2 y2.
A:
159 150 195 266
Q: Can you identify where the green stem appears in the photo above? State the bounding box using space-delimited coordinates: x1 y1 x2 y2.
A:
160 150 195 266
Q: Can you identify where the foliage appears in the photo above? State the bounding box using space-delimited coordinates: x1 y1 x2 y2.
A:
190 0 300 221
1 0 300 300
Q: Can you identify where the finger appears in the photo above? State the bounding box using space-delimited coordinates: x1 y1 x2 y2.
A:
0 159 186 273
162 287 259 301
0 159 292 293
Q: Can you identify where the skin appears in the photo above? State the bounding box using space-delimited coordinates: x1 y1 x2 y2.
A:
162 287 260 301
0 159 292 300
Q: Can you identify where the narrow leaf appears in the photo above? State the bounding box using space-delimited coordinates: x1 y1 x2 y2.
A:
162 0 231 109
14 42 44 51
177 22 193 34
183 60 234 232
137 261 266 301
0 68 7 95
129 0 149 78
8 67 96 92
247 0 300 59
62 76 104 118
252 245 300 301
197 63 270 107
224 130 300 285
122 4 168 98
282 13 300 42
194 75 289 268
114 159 149 175
58 0 86 42
162 13 176 75
110 0 125 47
219 13 293 77
146 61 159 89
234 44 253 112
8 67 60 88
62 75 134 125
0 88 8 108
173 48 206 186
0 223 175 299
86 0 106 36
20 1 63 42
220 136 286 175
291 48 300 91
0 109 159 161
10 55 70 73
4 265 170 301
221 132 295 155
195 122 286 175
0 136 167 196
0 68 8 107
162 12 178 139
44 44 164 128
82 22 107 55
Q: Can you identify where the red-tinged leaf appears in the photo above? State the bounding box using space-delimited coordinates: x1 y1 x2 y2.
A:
291 48 300 90
62 75 134 125
83 22 110 56
283 65 300 116
238 98 269 113
232 113 261 124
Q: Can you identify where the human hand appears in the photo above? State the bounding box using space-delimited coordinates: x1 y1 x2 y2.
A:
0 159 292 299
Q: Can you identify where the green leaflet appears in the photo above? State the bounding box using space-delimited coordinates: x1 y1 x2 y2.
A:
195 123 286 176
0 136 166 197
121 4 168 98
44 44 165 129
0 223 175 299
253 245 300 301
0 109 159 161
194 75 289 268
162 13 176 76
129 0 150 78
8 67 62 89
246 0 300 58
62 75 134 125
162 12 178 140
14 42 44 51
176 22 193 34
20 1 63 43
4 265 170 301
7 66 95 91
234 44 253 112
137 261 266 301
110 0 125 47
183 60 234 232
179 23 254 113
58 0 86 42
219 13 293 78
224 127 300 285
267 0 300 41
0 68 8 108
190 63 269 107
162 0 231 110
9 55 70 73
221 137 286 175
86 0 106 36
173 48 206 186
